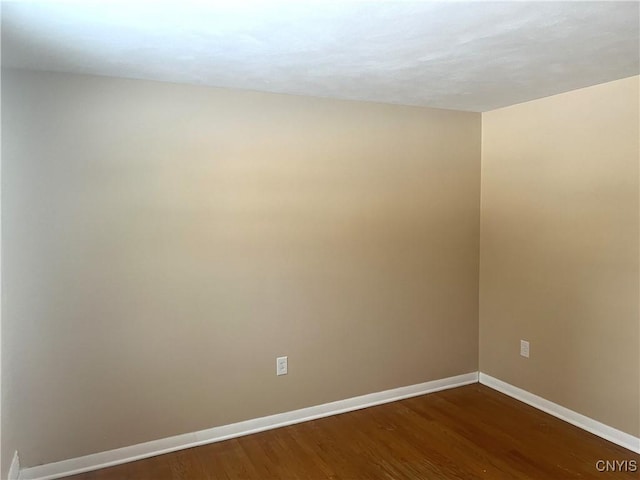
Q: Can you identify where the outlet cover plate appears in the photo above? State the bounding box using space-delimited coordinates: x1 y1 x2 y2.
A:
276 356 288 376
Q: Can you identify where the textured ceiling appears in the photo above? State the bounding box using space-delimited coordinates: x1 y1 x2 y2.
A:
2 1 639 112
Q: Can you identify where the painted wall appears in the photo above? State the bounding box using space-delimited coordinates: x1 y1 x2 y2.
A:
1 69 480 468
480 76 639 437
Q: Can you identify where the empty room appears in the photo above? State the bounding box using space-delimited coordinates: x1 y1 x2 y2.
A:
1 1 639 479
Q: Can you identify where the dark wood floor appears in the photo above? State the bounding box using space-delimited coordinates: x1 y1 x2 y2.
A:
64 384 639 479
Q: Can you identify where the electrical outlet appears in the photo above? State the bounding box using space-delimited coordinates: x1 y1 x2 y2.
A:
520 340 530 358
276 356 288 376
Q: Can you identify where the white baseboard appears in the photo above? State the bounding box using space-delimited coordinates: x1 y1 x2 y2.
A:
19 372 478 480
8 451 20 480
479 372 640 454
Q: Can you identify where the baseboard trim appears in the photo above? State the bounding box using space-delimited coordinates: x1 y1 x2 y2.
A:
8 451 20 480
479 372 640 454
20 371 478 480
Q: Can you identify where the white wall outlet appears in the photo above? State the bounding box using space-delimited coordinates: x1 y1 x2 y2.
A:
276 356 288 376
520 340 530 358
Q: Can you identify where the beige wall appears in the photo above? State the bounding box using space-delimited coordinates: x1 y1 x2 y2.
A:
480 76 639 437
1 69 480 468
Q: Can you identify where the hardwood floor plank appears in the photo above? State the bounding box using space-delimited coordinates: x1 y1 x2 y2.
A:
168 449 211 480
62 384 640 480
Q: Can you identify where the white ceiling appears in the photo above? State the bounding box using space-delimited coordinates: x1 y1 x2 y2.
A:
2 1 639 112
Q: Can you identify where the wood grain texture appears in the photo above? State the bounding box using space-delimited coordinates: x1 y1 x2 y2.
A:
62 385 640 479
